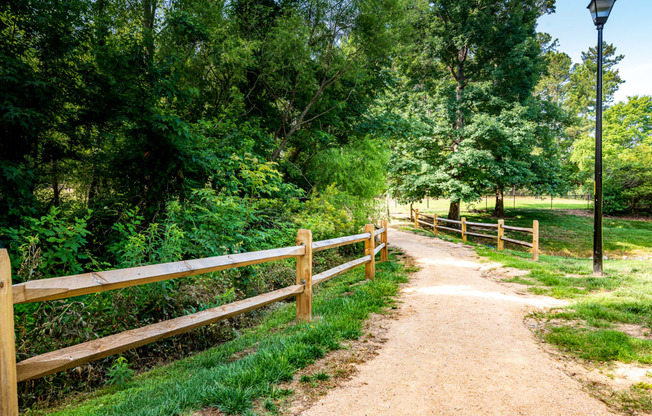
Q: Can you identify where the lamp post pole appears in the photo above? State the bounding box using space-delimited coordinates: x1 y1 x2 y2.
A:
587 0 616 276
593 24 604 276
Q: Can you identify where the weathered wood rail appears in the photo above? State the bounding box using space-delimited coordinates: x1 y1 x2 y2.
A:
0 222 389 416
410 208 539 261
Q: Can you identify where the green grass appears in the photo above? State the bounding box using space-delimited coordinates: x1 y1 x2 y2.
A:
404 207 652 258
466 226 652 412
477 248 626 298
313 372 330 381
32 253 409 416
391 196 592 214
543 327 652 363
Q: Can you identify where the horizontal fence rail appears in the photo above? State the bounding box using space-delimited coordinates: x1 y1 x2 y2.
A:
312 255 372 287
312 233 370 253
16 284 305 382
410 209 539 261
0 221 390 416
12 246 306 305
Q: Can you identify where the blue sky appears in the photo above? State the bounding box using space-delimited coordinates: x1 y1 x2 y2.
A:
537 0 652 102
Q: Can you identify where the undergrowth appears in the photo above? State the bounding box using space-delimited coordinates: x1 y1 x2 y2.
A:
31 251 408 416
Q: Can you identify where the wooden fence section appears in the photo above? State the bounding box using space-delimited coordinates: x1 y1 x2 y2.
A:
0 221 389 416
412 209 539 261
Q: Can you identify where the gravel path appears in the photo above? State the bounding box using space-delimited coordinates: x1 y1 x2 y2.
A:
301 228 614 416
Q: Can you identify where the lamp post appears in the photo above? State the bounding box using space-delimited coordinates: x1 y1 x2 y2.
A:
587 0 616 276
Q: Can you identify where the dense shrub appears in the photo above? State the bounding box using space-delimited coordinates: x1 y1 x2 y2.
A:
295 185 382 241
1 207 93 281
603 165 652 215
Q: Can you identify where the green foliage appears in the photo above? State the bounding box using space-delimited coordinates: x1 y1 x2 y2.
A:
387 0 562 215
311 138 389 200
572 96 652 214
567 42 625 119
106 357 135 389
109 206 185 267
295 186 380 241
603 166 652 215
42 254 409 416
1 207 92 281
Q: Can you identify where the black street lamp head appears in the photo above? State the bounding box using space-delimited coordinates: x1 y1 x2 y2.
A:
587 0 616 26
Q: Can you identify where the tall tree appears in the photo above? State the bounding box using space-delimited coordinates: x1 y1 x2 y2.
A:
571 96 652 214
397 0 555 219
567 42 624 121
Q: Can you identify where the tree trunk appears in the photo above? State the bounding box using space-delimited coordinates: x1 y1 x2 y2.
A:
448 200 460 221
454 55 466 130
446 47 467 221
494 187 505 218
51 160 60 207
87 172 98 208
142 0 157 66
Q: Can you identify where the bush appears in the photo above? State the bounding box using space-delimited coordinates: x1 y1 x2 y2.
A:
1 207 93 281
295 185 381 241
603 164 652 215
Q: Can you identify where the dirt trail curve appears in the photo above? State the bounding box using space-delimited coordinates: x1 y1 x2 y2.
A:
301 228 614 416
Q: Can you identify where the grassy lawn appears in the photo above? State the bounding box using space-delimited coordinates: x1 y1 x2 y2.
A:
404 207 652 259
29 252 410 416
390 196 592 213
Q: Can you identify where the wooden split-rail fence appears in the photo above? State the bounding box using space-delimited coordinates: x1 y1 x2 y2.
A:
409 205 539 261
0 222 389 416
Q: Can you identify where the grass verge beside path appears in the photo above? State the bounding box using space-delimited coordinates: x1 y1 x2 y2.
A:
481 249 652 413
33 252 410 416
404 208 652 258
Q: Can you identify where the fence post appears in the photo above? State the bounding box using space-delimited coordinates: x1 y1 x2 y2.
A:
414 209 419 229
461 217 467 243
532 220 539 261
410 203 414 221
433 214 438 236
295 229 313 322
497 219 504 251
364 224 376 279
380 219 388 263
0 249 18 416
587 194 590 210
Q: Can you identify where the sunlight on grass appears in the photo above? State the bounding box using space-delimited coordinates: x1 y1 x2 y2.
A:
399 206 652 258
33 256 409 416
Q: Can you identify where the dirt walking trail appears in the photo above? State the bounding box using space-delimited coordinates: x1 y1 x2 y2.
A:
302 228 614 416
